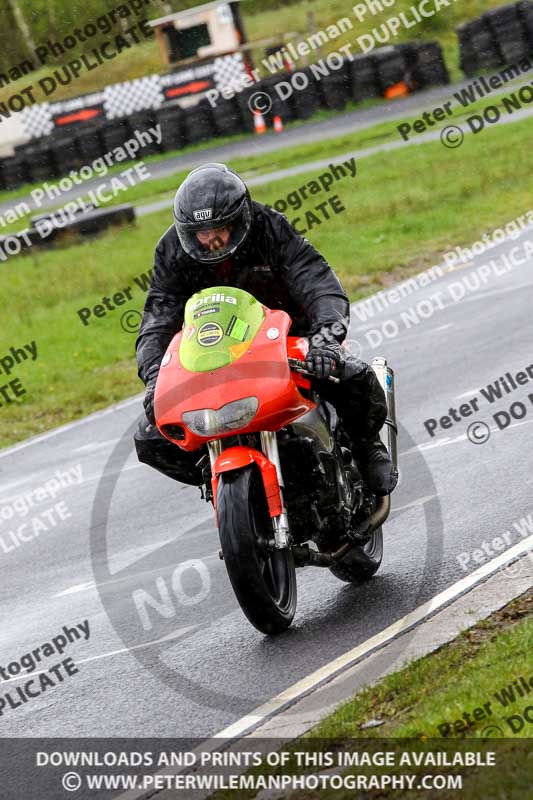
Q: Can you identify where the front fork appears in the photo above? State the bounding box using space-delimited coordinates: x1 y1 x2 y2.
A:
259 431 290 549
208 433 290 549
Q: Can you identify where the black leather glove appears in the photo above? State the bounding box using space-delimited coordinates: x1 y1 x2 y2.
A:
143 366 160 426
305 341 345 380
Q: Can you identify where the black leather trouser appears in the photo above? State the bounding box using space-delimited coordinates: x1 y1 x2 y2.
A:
134 415 205 486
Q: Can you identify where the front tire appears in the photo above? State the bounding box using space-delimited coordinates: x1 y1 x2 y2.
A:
217 466 297 634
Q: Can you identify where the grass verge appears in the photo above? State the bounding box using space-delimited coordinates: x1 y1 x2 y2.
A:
310 590 533 740
206 590 532 800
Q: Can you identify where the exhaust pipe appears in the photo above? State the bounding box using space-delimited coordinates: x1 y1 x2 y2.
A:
371 356 398 471
293 541 354 567
336 357 397 546
293 494 392 568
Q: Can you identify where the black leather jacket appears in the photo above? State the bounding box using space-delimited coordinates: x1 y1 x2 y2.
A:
136 201 350 384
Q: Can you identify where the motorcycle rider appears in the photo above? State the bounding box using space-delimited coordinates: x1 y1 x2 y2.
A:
135 163 398 496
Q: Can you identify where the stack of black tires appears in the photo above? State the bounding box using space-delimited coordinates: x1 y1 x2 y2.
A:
457 2 533 77
346 42 449 102
0 154 30 190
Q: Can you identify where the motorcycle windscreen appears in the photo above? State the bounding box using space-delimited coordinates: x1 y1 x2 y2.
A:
179 286 265 372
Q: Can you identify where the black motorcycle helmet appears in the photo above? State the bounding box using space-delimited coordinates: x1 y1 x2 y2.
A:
173 163 253 264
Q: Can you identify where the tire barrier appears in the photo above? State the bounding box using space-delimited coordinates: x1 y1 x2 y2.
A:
212 97 245 137
74 123 107 163
49 136 83 176
457 2 533 77
32 204 135 248
24 144 57 184
0 156 29 190
372 46 409 94
262 76 296 123
316 63 352 111
155 105 187 153
457 19 502 77
286 67 323 120
182 99 217 145
235 85 263 132
127 111 161 156
0 204 136 260
348 54 381 102
99 118 132 155
410 42 450 90
13 140 57 184
486 4 531 63
518 1 533 46
0 40 450 191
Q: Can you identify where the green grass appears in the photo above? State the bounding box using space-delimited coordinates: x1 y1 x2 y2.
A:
0 0 511 109
1 109 532 447
310 592 533 740
206 591 532 800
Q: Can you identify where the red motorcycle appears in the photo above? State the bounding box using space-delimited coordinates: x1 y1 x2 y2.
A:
155 286 397 634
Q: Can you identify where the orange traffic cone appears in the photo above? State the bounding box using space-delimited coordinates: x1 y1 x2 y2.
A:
385 81 409 100
273 115 284 133
253 112 267 134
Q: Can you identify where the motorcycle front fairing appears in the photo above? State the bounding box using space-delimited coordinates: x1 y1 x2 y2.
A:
154 286 315 451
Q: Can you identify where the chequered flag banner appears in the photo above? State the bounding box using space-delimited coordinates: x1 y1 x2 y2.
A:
19 55 248 139
103 75 165 120
213 53 246 89
21 104 54 139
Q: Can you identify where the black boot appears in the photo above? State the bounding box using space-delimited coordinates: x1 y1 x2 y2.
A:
352 437 398 496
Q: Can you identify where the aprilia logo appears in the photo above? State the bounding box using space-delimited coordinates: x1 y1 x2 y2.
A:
192 294 237 310
194 209 212 222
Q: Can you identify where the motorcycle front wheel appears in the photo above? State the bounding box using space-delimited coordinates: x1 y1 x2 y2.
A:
217 465 297 635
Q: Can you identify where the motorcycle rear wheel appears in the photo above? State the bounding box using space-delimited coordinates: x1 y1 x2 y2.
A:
217 466 297 634
328 527 383 583
329 496 384 583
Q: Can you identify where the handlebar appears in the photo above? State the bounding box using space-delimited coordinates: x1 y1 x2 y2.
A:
288 358 341 384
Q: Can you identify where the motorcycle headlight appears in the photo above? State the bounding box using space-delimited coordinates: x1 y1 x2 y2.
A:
182 397 259 437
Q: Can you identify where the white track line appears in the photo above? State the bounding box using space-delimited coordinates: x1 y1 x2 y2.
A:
0 394 142 459
214 535 533 740
0 626 198 687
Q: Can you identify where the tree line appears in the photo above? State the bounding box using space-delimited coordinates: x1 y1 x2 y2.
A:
0 0 294 74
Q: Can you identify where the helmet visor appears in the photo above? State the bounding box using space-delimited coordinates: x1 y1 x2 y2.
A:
176 202 252 264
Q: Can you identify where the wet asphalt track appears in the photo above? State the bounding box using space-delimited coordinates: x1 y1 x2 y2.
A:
1 222 531 739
